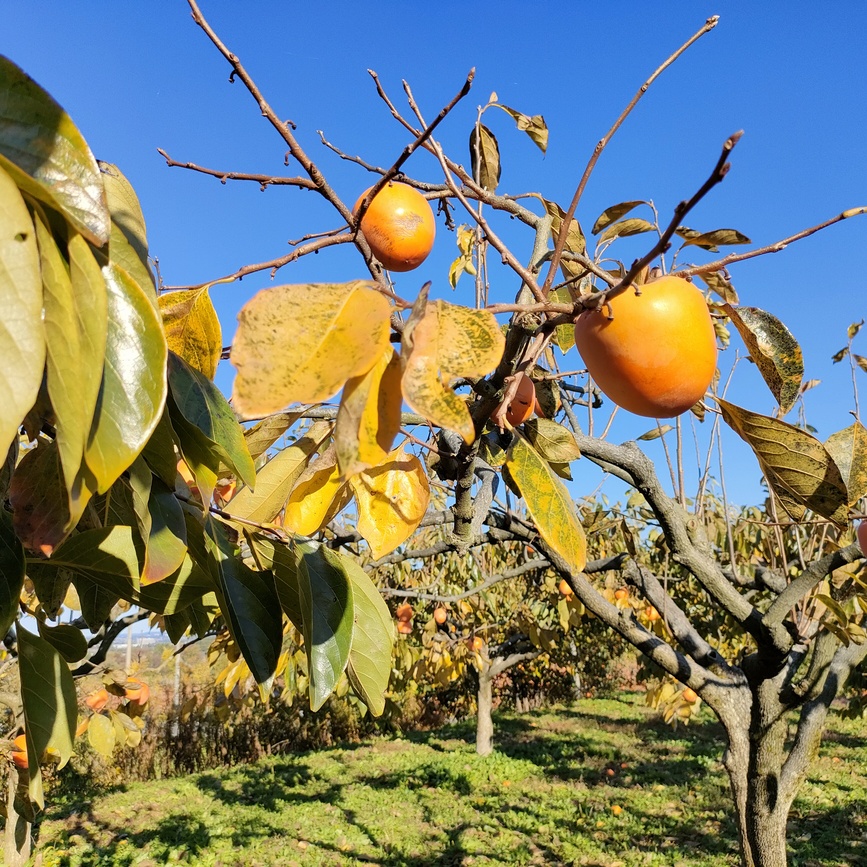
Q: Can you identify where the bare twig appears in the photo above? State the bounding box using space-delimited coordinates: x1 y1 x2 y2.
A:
543 16 720 295
156 149 316 190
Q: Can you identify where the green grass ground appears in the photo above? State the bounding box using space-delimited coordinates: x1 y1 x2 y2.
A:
31 697 867 866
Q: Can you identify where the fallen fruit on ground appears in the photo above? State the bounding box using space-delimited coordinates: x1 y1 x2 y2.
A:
353 182 435 272
573 275 717 417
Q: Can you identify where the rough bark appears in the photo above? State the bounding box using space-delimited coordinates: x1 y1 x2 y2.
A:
476 667 495 756
3 773 31 867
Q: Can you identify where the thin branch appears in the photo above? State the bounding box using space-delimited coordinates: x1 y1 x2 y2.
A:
542 15 720 295
156 149 316 190
675 207 867 278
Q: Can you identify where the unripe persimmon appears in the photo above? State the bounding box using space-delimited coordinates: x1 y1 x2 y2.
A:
353 182 435 272
574 276 717 418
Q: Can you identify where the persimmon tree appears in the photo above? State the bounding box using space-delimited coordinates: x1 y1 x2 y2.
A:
3 6 867 867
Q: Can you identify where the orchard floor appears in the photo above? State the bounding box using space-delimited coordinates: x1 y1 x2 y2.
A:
30 696 867 867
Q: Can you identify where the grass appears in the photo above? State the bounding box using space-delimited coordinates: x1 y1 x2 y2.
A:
30 696 867 866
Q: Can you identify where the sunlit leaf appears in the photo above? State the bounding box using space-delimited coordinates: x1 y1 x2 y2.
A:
283 447 352 536
493 104 548 153
298 545 355 711
717 399 849 525
168 351 254 489
34 215 103 505
0 507 24 637
18 624 77 807
591 201 646 235
825 423 867 506
231 281 392 418
97 162 151 280
0 162 44 461
543 199 586 283
848 320 864 341
854 355 867 374
469 123 500 191
227 421 331 525
549 286 577 353
341 553 394 716
505 435 586 573
401 289 505 443
681 228 751 249
598 217 656 245
638 424 673 441
0 56 109 245
85 264 167 493
87 712 116 758
448 224 476 289
159 287 222 381
335 348 402 478
694 270 738 304
522 418 581 463
205 517 282 685
350 446 431 560
724 305 803 414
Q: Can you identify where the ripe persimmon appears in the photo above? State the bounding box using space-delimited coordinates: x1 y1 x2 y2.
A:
434 607 448 625
857 522 867 554
395 603 413 622
504 375 536 427
85 687 109 713
124 681 150 706
682 687 698 703
614 589 629 602
396 620 413 635
11 734 27 769
353 182 435 272
467 635 484 652
558 579 574 598
573 275 717 418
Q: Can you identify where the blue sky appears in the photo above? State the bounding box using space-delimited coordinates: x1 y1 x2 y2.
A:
4 1 867 508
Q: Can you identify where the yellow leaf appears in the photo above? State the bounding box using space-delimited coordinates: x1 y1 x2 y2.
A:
401 290 505 443
335 348 402 478
159 286 222 381
226 421 332 525
283 447 352 535
231 281 392 418
350 446 431 559
505 435 586 573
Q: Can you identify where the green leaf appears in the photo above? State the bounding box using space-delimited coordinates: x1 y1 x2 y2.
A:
591 201 646 235
17 624 77 808
505 435 586 573
205 517 282 685
159 287 222 381
723 305 803 415
226 421 331 525
341 552 393 716
50 525 140 601
717 398 849 525
549 286 577 353
142 476 188 585
493 104 548 153
522 418 581 463
168 351 254 489
0 162 44 461
73 573 119 631
825 423 867 506
0 56 109 245
247 534 304 630
469 123 500 192
37 621 87 664
298 545 354 711
35 216 103 503
10 438 77 556
681 228 751 249
141 409 182 487
27 563 71 620
0 507 24 637
815 593 849 627
85 264 167 493
597 217 656 245
97 162 152 283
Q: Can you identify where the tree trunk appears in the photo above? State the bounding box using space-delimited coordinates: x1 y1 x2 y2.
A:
3 772 31 867
476 667 494 756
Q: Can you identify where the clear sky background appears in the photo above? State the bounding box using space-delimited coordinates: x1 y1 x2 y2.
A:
4 1 867 509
